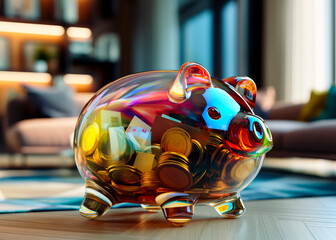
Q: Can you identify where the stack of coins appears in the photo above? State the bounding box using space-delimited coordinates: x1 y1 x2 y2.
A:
91 148 104 165
206 132 223 156
140 170 160 189
85 158 110 184
156 152 193 190
210 147 256 189
86 157 105 173
80 110 259 198
161 127 192 157
210 144 230 177
204 145 231 191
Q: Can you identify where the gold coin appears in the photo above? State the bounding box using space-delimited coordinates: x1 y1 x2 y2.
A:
81 122 99 155
210 145 230 175
161 127 192 157
97 128 131 166
218 154 239 181
215 154 250 190
156 151 193 190
207 132 222 146
98 131 112 161
192 168 207 186
206 132 223 158
185 188 209 194
91 149 103 165
86 158 105 172
108 165 142 185
111 181 141 192
108 127 127 160
208 180 229 192
230 158 255 182
97 170 109 180
156 187 174 193
143 144 162 160
118 138 134 164
85 158 110 185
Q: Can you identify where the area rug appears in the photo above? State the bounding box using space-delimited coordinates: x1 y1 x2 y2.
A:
0 169 335 213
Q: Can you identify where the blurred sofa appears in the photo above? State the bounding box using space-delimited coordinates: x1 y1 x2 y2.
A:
266 103 336 160
3 92 93 155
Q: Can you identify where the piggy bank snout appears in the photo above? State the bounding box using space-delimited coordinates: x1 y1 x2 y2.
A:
250 117 272 144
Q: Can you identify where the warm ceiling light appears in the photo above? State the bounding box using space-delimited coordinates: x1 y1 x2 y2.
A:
0 21 64 36
64 74 93 85
66 27 92 39
0 71 52 83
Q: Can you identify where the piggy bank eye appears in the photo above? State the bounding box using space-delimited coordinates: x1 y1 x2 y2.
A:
208 107 221 120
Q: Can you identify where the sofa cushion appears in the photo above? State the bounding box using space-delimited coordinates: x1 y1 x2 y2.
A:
13 117 77 148
315 86 336 120
23 85 79 118
265 120 308 151
297 90 328 122
282 119 336 154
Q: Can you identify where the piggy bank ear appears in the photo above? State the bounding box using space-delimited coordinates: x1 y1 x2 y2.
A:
223 76 257 109
168 62 213 103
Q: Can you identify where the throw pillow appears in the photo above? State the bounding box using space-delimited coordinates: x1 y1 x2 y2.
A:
297 90 328 122
23 84 79 118
315 86 336 120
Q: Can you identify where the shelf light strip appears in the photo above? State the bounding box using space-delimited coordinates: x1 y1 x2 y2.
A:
0 71 52 83
0 72 93 85
0 21 64 36
64 74 93 85
66 27 92 39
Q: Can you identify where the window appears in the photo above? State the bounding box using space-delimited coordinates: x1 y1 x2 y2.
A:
179 0 261 85
181 9 214 74
221 0 238 77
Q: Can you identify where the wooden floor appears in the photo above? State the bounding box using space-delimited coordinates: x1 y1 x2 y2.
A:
0 196 335 240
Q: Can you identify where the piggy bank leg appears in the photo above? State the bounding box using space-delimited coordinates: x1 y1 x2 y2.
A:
211 193 245 218
79 180 116 219
141 204 161 212
155 192 194 226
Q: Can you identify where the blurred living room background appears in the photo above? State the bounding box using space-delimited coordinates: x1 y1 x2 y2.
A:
0 0 335 176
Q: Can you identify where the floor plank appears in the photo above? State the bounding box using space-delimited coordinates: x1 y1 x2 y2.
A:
0 196 335 239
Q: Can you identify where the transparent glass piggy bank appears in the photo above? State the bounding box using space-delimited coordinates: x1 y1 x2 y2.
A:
73 62 273 226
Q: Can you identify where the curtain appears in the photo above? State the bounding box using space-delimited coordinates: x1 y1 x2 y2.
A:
263 0 333 102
